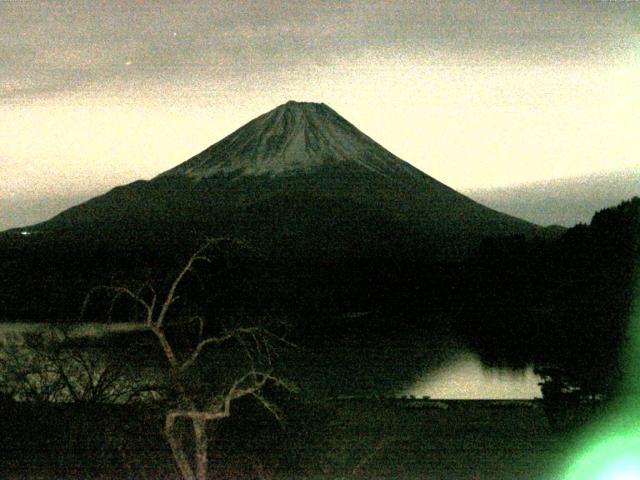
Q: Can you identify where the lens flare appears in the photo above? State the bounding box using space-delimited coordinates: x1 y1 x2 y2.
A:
562 270 640 479
564 434 640 480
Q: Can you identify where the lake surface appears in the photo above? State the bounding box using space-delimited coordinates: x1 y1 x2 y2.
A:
0 322 146 342
0 323 542 399
402 351 542 399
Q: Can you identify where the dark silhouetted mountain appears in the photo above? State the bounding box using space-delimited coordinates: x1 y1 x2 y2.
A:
1 101 553 323
14 101 542 262
465 170 640 227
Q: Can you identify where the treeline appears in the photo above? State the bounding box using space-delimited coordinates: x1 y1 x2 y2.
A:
455 197 639 396
0 226 455 328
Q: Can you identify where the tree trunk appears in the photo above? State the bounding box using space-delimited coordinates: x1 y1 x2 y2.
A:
165 413 196 480
193 416 209 480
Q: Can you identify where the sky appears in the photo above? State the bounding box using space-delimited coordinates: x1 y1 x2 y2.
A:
1 1 639 229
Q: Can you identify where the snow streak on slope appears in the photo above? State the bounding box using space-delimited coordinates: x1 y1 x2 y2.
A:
159 101 424 180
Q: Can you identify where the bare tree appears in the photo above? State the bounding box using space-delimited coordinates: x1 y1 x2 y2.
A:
82 238 295 480
0 326 160 404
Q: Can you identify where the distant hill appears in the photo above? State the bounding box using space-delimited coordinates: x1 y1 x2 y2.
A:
0 193 98 232
465 170 640 227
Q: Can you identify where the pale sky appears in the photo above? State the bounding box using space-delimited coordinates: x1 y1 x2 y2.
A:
1 1 639 204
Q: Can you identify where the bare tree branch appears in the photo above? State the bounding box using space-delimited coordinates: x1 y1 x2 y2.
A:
155 238 224 328
75 237 295 480
179 326 263 372
82 285 154 324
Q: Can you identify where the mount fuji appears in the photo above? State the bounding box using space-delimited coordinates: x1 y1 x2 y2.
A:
17 101 541 262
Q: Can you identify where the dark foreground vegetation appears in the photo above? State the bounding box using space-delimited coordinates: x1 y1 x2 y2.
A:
2 198 637 395
1 396 578 480
0 198 637 478
456 197 640 398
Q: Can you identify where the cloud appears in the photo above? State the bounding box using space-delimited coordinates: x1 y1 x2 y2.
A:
1 1 638 100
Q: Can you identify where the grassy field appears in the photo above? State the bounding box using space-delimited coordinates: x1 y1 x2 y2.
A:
1 397 582 479
268 399 571 480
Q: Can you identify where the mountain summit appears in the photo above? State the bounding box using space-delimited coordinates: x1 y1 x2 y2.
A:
160 101 421 180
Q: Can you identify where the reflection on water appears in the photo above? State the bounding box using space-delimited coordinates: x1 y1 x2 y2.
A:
403 351 542 400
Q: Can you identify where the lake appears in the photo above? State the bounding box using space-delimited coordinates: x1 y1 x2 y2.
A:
402 350 542 399
0 322 542 399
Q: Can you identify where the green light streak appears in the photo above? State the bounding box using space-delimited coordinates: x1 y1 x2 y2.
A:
561 271 640 480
